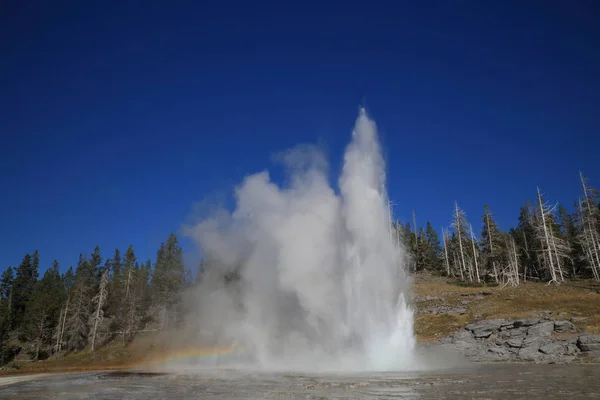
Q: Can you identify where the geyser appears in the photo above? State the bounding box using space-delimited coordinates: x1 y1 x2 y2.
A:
185 108 416 372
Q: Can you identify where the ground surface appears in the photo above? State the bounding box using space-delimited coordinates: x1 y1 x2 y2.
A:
1 364 600 399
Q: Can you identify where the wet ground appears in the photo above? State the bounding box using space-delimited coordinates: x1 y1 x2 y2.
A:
1 363 599 399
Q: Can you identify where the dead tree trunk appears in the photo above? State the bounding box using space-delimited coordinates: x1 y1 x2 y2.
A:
90 268 109 352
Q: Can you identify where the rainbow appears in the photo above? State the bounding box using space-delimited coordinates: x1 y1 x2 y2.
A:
133 344 250 370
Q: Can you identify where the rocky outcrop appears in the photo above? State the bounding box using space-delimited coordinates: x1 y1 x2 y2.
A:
438 317 599 363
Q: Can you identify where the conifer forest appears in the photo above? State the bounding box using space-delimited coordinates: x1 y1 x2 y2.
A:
1 173 599 367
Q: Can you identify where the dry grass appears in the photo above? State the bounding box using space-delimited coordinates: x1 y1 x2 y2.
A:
413 275 600 342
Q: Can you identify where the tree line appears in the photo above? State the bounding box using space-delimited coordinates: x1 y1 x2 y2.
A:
395 172 600 286
0 233 189 366
1 173 599 367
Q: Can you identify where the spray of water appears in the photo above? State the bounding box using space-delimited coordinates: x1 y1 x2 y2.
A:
183 108 417 372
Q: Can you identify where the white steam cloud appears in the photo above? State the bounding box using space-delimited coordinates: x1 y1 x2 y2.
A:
183 108 417 372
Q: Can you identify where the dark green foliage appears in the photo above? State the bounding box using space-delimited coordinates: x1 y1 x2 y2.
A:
558 204 585 278
151 234 186 328
11 253 39 330
21 260 65 360
105 248 122 317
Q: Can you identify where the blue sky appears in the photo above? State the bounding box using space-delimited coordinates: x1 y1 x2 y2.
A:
1 1 599 274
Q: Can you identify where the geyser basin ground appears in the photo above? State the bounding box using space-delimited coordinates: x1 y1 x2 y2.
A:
183 108 415 372
2 364 600 399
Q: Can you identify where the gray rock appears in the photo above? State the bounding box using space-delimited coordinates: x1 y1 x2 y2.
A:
527 321 555 338
522 335 544 347
565 343 580 356
488 346 508 356
440 318 600 365
539 342 565 355
518 346 542 361
513 318 540 328
453 330 474 342
554 320 577 333
465 319 507 338
509 327 527 338
507 338 523 348
577 334 600 352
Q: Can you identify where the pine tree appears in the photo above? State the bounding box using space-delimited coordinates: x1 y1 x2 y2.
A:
89 246 103 284
106 248 122 316
89 263 109 352
0 267 14 365
64 254 94 351
151 234 185 330
480 205 502 284
54 267 75 354
11 253 39 330
512 201 539 281
558 204 585 278
422 222 443 272
22 260 64 360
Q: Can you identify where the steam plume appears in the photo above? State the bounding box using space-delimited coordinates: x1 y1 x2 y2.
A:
184 108 416 371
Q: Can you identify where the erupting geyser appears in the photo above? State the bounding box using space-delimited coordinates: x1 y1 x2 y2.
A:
185 108 417 372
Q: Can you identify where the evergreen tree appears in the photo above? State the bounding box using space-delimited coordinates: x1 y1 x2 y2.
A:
64 254 93 350
0 267 14 364
63 267 75 292
151 233 185 329
423 221 443 272
106 248 122 317
558 204 585 278
480 205 503 284
118 246 141 344
512 201 539 280
22 260 64 360
89 246 103 283
89 261 109 352
11 253 39 330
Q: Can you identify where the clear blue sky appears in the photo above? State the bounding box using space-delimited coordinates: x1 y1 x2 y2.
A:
1 1 599 274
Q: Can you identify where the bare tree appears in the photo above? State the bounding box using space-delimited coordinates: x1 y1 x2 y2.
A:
534 187 567 284
53 295 69 354
483 208 500 284
501 237 521 287
442 227 450 276
89 267 109 352
452 202 470 282
469 223 481 283
579 173 600 280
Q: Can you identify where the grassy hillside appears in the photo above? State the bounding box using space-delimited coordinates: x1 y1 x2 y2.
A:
413 275 600 341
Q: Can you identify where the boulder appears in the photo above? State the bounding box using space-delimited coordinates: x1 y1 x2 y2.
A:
554 320 577 333
507 338 523 348
565 343 580 356
509 327 527 338
465 319 507 338
518 346 543 361
513 318 540 328
527 321 554 338
539 342 565 356
577 334 600 352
